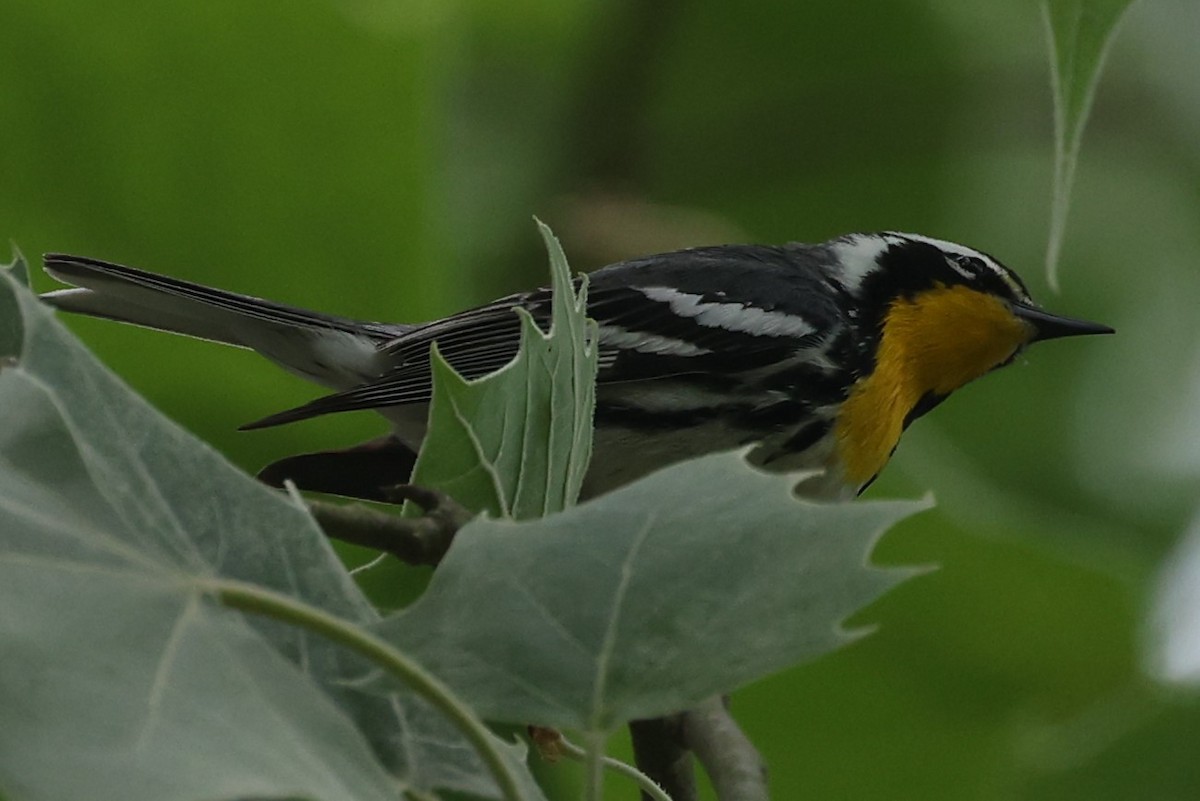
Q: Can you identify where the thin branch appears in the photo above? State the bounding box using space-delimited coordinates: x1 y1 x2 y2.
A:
307 484 470 566
681 697 768 801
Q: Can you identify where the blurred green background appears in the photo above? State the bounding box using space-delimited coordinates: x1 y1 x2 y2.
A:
4 0 1200 798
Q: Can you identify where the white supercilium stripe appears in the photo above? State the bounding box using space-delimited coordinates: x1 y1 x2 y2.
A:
639 286 815 338
597 325 712 356
888 231 983 261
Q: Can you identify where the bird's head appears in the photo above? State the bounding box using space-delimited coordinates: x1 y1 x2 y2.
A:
830 231 1112 391
827 231 1113 487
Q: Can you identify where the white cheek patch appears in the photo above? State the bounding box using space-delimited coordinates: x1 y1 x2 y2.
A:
639 286 816 338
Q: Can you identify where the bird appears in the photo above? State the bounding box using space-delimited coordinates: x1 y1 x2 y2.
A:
41 232 1112 502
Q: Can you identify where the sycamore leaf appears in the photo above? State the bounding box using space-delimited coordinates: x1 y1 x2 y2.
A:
0 266 541 801
3 246 28 287
1042 0 1136 289
408 219 597 519
377 450 929 733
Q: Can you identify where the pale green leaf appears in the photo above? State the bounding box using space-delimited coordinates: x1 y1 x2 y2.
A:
408 219 597 519
0 251 23 357
1043 0 1136 289
0 271 540 801
378 450 928 733
3 245 28 288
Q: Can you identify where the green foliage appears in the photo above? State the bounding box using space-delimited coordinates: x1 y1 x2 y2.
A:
0 248 921 799
0 251 25 353
1042 0 1137 288
5 1 1196 798
3 247 28 288
0 265 538 801
382 452 924 732
408 221 597 519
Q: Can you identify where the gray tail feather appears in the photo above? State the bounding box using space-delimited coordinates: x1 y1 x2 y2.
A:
41 254 405 348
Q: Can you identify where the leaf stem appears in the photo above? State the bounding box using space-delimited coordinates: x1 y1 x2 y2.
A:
556 732 674 801
580 731 607 801
205 577 528 801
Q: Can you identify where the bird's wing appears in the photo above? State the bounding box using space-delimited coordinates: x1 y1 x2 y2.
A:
243 245 845 429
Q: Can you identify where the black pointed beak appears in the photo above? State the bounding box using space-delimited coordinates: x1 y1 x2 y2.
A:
1012 303 1114 342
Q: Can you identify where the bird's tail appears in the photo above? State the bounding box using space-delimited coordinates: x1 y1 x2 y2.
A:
41 254 410 388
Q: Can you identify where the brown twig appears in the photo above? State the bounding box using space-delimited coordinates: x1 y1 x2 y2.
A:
307 484 471 566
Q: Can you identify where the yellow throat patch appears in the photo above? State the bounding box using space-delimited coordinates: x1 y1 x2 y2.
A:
835 284 1033 487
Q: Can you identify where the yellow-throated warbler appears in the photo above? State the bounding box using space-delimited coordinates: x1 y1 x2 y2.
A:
41 232 1111 501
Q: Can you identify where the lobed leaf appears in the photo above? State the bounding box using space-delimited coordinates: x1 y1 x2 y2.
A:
377 450 929 733
407 219 597 519
0 265 539 801
3 246 29 288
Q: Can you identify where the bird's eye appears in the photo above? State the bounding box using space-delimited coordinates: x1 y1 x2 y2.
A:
946 254 977 280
